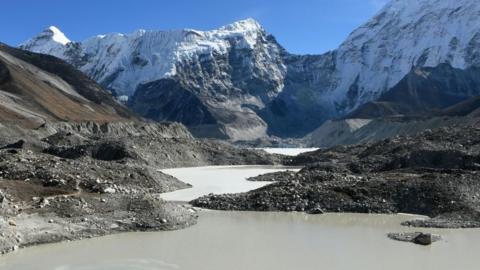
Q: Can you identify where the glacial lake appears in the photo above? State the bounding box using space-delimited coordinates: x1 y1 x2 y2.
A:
2 211 480 270
160 165 300 201
2 153 480 270
260 147 319 156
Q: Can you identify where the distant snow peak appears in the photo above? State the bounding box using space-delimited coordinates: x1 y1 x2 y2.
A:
220 18 262 32
206 18 264 50
133 29 147 37
46 26 71 45
19 25 71 58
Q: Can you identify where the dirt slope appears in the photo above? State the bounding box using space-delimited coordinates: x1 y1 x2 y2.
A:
0 44 135 128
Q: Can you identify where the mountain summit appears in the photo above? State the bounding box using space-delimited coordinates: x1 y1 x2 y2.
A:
21 26 71 56
21 18 271 97
21 1 480 139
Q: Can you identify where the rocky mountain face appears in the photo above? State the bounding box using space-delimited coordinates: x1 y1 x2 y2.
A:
21 0 480 140
302 62 480 148
443 96 480 117
328 0 480 112
128 24 286 140
0 43 135 129
349 64 480 118
21 20 287 140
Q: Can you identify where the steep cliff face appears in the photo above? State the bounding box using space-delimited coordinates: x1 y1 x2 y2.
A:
21 0 480 139
260 52 338 137
128 24 287 140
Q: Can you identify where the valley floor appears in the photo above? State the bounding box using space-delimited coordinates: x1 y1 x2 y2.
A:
2 121 480 259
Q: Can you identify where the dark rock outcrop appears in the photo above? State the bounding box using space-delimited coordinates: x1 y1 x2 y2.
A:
1 140 25 149
443 96 480 117
130 78 218 127
0 60 10 84
388 232 441 245
350 64 480 119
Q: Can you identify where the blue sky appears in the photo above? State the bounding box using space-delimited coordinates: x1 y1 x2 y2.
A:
1 0 388 54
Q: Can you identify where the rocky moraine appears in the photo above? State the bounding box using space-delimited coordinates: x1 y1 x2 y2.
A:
193 122 480 231
0 121 282 254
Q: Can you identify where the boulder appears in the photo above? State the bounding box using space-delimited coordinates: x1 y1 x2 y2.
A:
413 233 434 246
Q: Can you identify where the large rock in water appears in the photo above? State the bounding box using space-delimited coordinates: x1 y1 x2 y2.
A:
413 233 435 245
21 0 480 139
388 232 441 246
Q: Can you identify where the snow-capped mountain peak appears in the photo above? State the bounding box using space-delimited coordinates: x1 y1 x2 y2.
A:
217 18 263 34
46 26 71 45
20 2 480 139
21 19 274 97
20 26 71 57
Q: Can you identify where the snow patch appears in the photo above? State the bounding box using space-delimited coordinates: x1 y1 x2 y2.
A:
47 26 71 45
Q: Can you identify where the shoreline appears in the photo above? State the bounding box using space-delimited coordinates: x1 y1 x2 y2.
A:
0 196 198 255
0 207 435 256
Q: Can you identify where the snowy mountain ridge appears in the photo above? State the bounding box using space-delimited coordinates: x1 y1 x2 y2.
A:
20 0 480 139
21 18 272 97
20 26 71 57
